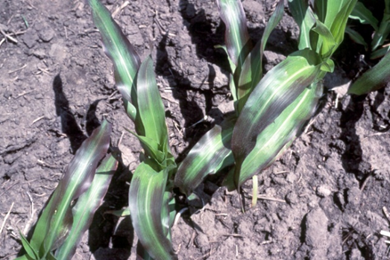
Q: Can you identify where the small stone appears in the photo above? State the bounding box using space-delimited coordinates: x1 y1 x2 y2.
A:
286 191 299 205
316 185 332 197
38 26 55 42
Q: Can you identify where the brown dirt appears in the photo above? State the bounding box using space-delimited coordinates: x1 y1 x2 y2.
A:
0 0 390 259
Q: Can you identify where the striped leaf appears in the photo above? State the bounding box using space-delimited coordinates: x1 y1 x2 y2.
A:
25 121 111 259
136 55 169 155
129 163 177 260
88 0 140 121
55 153 118 260
234 81 323 187
174 117 235 196
231 49 321 188
236 0 284 113
217 0 252 69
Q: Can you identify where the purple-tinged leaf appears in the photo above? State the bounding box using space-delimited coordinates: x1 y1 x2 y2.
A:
88 0 140 121
129 163 177 260
136 55 169 153
174 117 235 195
55 153 118 260
233 81 323 188
217 0 252 69
236 0 284 113
231 49 321 188
27 120 111 258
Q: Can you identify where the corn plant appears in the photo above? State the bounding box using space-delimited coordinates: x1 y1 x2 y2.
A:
17 120 117 260
347 0 390 95
176 0 358 196
88 0 177 258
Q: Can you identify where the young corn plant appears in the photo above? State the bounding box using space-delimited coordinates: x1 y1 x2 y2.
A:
347 0 390 95
88 0 177 259
17 120 117 260
175 0 358 203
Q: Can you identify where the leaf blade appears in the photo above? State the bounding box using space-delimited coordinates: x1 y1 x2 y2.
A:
88 0 140 120
288 0 315 50
218 0 252 69
236 81 322 186
129 163 177 260
136 55 169 152
236 0 284 113
29 121 111 258
55 153 118 260
349 1 379 30
348 51 390 95
231 49 321 188
174 117 235 195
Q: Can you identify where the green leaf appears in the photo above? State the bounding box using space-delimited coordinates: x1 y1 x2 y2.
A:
311 0 357 55
136 55 169 153
55 153 118 260
311 18 336 59
88 0 140 121
320 58 335 73
348 51 390 95
372 0 390 51
345 26 368 49
129 163 177 260
319 0 345 28
174 117 235 196
161 192 176 240
288 0 315 50
231 49 321 188
217 0 252 69
349 1 379 30
124 127 166 166
215 45 237 73
370 45 390 59
235 81 322 187
28 121 111 258
19 231 39 260
104 207 131 217
236 0 284 113
329 0 358 48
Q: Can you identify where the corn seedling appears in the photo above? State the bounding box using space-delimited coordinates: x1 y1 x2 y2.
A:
88 0 177 258
176 0 357 198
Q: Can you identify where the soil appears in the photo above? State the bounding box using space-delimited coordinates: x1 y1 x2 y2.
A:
0 0 390 259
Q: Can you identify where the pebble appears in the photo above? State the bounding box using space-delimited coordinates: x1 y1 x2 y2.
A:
38 26 55 42
316 185 332 197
